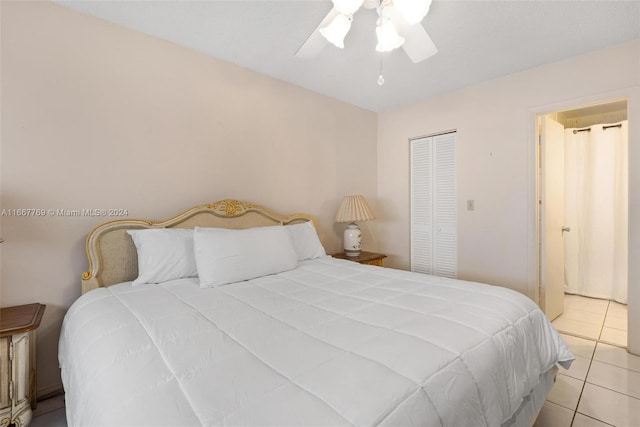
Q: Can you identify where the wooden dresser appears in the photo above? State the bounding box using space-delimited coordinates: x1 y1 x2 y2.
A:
0 304 46 427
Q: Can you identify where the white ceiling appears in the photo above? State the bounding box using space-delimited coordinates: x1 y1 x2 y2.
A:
55 0 640 112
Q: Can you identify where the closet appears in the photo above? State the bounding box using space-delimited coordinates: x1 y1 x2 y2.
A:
410 132 457 278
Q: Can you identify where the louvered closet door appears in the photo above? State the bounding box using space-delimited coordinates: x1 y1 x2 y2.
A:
411 132 457 278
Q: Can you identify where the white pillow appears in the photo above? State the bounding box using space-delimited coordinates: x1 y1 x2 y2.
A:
194 226 297 287
286 221 326 261
127 228 197 285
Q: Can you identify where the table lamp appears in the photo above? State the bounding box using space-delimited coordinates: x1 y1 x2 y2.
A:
335 195 375 257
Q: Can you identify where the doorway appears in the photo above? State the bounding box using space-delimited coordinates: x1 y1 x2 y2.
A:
538 100 628 347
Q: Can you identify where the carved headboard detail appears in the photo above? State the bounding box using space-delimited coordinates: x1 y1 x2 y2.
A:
82 199 316 294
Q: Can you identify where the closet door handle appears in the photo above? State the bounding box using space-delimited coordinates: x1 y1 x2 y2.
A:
562 226 571 233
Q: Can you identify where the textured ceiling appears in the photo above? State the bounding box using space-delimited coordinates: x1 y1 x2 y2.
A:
55 0 640 112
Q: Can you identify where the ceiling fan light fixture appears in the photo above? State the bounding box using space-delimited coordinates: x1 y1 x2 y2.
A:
375 19 405 52
320 14 352 49
332 0 364 16
392 0 432 25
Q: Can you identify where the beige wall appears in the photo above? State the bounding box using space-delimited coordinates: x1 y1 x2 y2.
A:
377 39 640 353
0 1 378 395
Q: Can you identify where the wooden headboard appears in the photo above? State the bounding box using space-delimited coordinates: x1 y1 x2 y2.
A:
82 199 316 294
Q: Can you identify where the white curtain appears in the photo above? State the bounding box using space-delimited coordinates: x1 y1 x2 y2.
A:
564 121 628 303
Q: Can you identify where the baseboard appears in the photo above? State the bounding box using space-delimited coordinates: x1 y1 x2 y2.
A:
38 383 64 401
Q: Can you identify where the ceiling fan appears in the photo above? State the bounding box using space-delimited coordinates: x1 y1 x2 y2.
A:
296 0 438 63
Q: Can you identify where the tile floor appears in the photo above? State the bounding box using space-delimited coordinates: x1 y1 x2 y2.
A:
30 295 638 427
535 294 640 426
31 393 66 427
552 294 628 347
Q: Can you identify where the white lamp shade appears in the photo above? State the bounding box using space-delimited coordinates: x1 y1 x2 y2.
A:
376 19 405 52
320 14 352 49
332 0 364 16
393 0 432 25
335 195 376 223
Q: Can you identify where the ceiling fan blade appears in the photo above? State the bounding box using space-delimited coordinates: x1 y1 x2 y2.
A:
401 24 438 63
387 5 438 63
295 8 339 59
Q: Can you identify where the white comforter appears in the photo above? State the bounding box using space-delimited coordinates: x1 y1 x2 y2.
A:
60 257 573 427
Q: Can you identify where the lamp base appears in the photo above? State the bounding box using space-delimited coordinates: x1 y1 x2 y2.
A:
343 222 362 257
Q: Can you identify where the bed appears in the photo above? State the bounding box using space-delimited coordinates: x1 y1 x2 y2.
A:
59 199 573 427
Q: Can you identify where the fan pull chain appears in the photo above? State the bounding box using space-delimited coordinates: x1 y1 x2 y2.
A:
377 56 385 86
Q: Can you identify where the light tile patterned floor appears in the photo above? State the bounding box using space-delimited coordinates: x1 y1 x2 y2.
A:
553 294 628 346
535 294 640 427
32 295 638 427
31 394 66 427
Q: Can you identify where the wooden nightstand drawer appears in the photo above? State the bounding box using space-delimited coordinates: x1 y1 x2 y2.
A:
330 251 387 266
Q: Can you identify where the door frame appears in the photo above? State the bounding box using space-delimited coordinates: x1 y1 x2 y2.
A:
529 94 630 330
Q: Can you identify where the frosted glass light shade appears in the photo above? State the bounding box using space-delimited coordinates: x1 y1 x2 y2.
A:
376 19 405 52
393 0 432 25
332 0 364 16
320 14 352 48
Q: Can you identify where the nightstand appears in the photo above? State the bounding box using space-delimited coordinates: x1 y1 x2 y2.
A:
331 251 387 266
0 303 46 427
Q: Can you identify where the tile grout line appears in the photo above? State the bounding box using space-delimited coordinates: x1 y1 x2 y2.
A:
567 298 608 427
556 329 627 351
554 296 628 349
599 300 610 341
567 299 637 426
589 357 640 375
582 381 640 403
